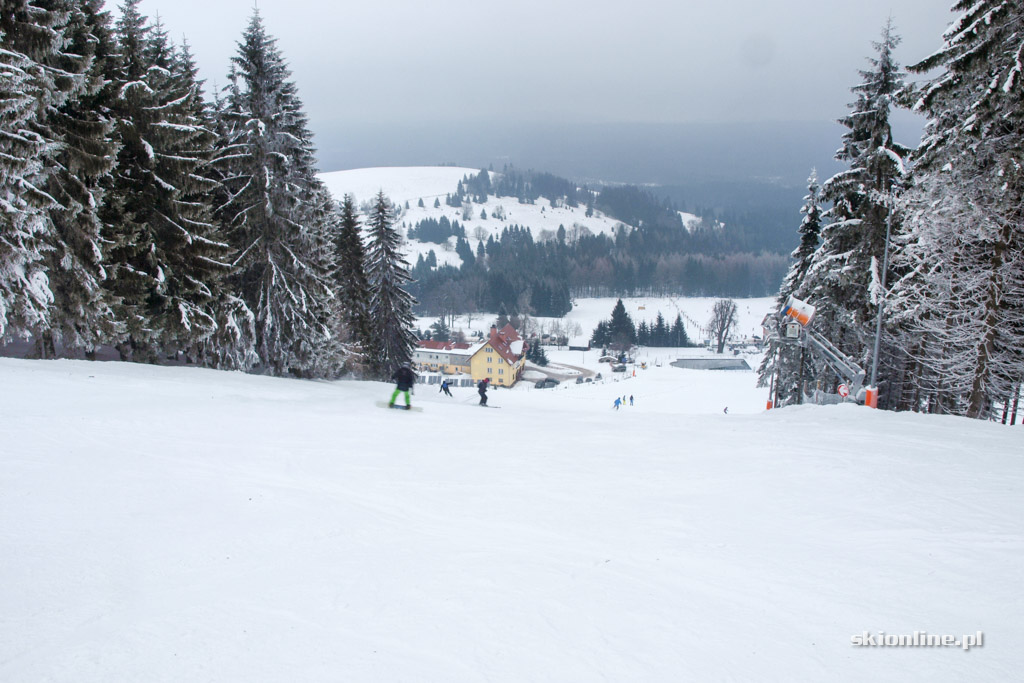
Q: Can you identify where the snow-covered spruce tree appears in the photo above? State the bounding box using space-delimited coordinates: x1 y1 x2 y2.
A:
147 28 231 360
197 77 258 371
332 193 374 373
670 313 689 347
889 1 1024 418
526 339 549 366
0 0 78 342
797 20 909 399
213 10 337 377
13 0 119 358
364 191 417 378
101 3 230 363
96 0 153 358
607 298 636 351
304 183 356 379
165 38 266 371
757 170 825 405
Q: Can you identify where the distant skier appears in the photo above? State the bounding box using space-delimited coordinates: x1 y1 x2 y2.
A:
388 362 416 410
613 397 621 410
723 406 728 414
439 379 453 397
477 377 490 406
629 395 634 406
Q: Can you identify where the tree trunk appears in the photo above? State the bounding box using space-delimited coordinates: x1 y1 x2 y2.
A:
966 223 1008 419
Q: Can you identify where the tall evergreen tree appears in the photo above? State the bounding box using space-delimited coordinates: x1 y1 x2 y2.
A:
890 1 1024 418
304 183 353 378
670 313 690 347
0 0 78 341
98 0 155 357
637 320 650 346
27 0 119 357
151 30 233 359
607 298 636 349
365 191 417 377
332 194 372 371
758 170 825 404
798 20 909 393
652 311 668 346
100 2 231 362
213 10 336 376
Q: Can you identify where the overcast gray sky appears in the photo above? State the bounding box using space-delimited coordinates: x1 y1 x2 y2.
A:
129 0 952 128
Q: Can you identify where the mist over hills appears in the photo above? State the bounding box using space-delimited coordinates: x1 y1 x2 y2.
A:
315 116 924 186
314 116 925 240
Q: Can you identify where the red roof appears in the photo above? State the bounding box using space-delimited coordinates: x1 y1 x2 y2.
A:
488 324 526 365
417 340 471 351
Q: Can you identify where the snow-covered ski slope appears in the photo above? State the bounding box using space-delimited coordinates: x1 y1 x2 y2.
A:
2 357 1020 682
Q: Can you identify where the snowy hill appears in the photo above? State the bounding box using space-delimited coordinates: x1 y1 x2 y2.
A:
319 166 475 209
2 357 1021 682
319 166 652 268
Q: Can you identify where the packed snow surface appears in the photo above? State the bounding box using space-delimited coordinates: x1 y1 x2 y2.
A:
2 357 1021 682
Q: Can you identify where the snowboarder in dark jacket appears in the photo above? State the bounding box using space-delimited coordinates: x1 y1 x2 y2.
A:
439 379 453 397
389 363 416 409
477 377 490 405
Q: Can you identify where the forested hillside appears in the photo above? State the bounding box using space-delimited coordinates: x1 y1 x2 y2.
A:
400 167 789 318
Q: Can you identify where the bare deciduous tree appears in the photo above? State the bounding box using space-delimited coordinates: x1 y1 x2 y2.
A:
708 299 738 354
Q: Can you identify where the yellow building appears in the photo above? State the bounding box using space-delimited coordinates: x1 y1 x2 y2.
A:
468 324 527 387
414 325 527 387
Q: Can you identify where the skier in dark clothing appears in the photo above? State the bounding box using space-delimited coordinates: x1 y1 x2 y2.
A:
439 379 453 397
389 362 416 409
477 377 490 405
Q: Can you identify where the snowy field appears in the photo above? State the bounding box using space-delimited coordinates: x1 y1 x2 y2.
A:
554 295 774 342
418 296 776 348
2 357 1021 682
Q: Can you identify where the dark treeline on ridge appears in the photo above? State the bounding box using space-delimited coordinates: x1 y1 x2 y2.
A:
407 167 789 319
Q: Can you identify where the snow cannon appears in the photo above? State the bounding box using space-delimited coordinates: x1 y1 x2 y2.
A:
781 296 816 327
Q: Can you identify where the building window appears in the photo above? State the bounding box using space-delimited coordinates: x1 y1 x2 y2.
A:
487 356 492 363
499 368 504 375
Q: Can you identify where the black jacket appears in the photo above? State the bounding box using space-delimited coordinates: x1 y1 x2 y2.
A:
392 366 416 391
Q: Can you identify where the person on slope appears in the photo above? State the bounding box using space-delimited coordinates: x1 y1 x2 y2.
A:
613 397 622 410
439 379 453 397
477 377 490 406
389 362 416 410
